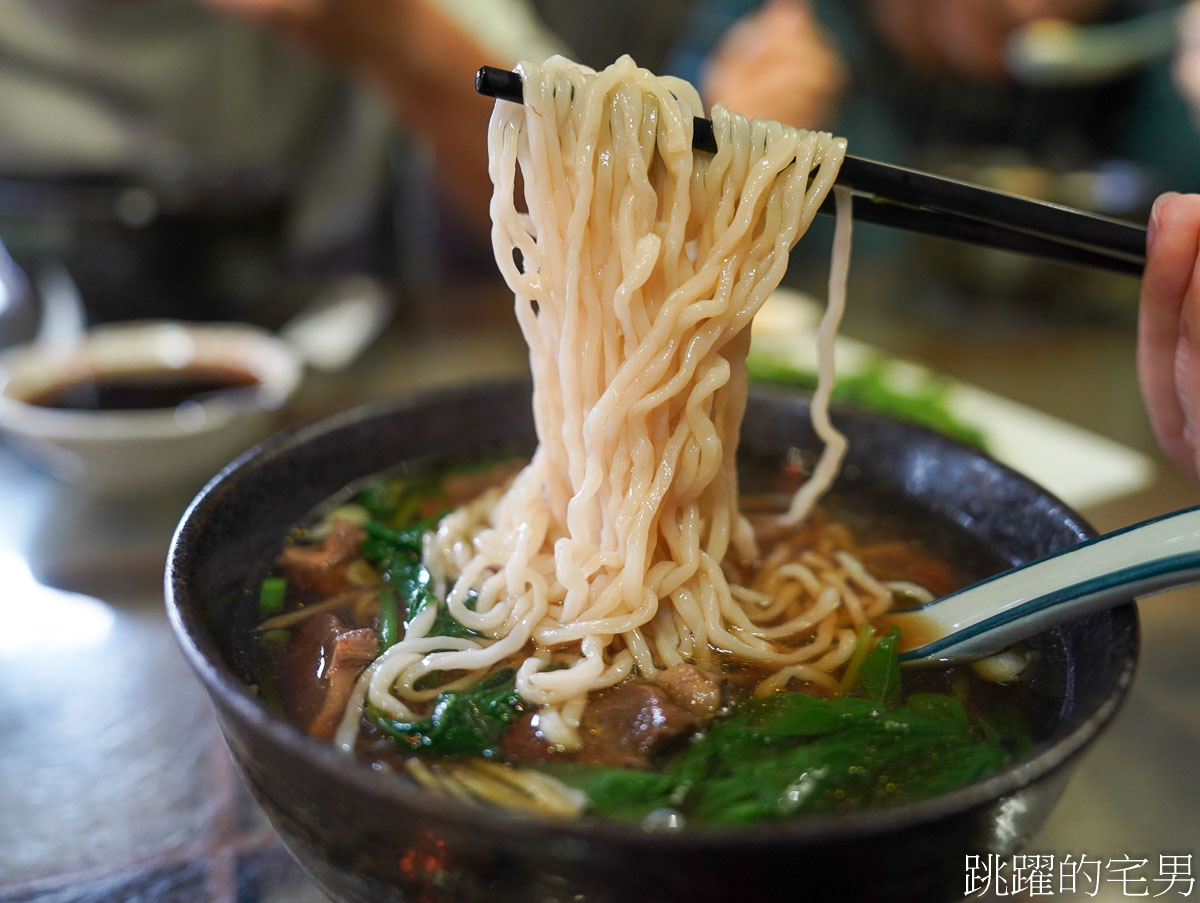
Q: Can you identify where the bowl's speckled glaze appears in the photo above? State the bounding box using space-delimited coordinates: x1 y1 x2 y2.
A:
165 381 1138 903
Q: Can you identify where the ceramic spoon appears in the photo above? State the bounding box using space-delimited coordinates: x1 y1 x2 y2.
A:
895 504 1200 665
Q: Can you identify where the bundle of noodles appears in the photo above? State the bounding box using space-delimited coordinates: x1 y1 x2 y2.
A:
337 55 877 753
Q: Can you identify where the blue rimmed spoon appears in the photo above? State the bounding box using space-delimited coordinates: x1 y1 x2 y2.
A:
894 504 1200 665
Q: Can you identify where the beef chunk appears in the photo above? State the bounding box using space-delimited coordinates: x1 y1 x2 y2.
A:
277 518 365 596
307 626 379 741
279 613 342 726
501 711 558 764
503 682 698 769
578 683 698 767
652 664 723 722
278 612 378 741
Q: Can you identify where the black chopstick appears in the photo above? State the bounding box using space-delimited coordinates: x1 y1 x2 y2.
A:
838 194 1143 276
836 157 1145 270
475 65 1146 276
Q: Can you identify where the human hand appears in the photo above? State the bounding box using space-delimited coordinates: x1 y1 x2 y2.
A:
701 0 846 129
1137 192 1200 482
201 0 402 71
204 0 502 228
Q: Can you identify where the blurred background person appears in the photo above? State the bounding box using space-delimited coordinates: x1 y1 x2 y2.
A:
657 0 1196 317
0 0 563 336
695 0 847 129
671 0 1196 174
3 0 1195 341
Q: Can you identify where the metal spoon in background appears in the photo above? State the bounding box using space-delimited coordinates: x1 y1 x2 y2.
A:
894 504 1200 668
1006 6 1182 86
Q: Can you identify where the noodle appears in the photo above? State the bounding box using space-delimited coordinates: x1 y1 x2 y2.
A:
339 56 888 753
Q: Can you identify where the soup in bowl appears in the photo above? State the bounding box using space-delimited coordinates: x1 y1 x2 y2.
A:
165 380 1137 903
0 320 301 494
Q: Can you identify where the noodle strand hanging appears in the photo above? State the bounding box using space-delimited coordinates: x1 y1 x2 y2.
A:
339 56 875 752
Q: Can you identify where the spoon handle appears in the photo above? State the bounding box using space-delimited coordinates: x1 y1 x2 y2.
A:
896 504 1200 665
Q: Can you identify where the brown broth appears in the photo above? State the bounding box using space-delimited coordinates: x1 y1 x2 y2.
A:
227 455 1055 822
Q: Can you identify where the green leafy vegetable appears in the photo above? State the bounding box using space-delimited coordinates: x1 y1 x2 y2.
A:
356 476 441 527
352 471 1021 824
855 626 902 707
368 668 526 758
747 356 987 449
378 582 400 653
362 518 480 641
535 765 682 820
538 630 1026 823
356 460 518 528
739 692 882 737
357 490 498 756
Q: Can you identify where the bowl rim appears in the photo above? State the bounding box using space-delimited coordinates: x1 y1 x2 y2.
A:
165 379 1139 848
0 319 302 440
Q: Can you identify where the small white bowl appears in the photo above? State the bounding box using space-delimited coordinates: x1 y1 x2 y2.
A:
0 321 302 495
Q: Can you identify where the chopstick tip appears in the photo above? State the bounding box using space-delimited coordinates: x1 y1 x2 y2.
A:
476 66 523 104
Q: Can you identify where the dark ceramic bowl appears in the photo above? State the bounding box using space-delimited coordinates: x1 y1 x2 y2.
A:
165 380 1138 903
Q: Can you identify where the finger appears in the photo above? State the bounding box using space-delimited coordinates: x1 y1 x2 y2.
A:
1174 314 1200 478
1171 216 1200 479
712 70 841 127
1138 192 1200 479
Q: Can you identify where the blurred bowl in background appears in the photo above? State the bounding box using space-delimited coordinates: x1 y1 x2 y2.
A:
0 321 301 495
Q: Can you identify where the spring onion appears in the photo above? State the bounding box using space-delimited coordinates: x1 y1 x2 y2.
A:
258 577 287 615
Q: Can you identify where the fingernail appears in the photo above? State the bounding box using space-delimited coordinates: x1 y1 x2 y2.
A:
1148 192 1179 253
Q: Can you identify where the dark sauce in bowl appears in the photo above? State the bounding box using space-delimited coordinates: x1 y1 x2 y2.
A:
24 365 261 411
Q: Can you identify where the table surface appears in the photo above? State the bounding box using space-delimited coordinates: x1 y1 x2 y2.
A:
1 264 1197 903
